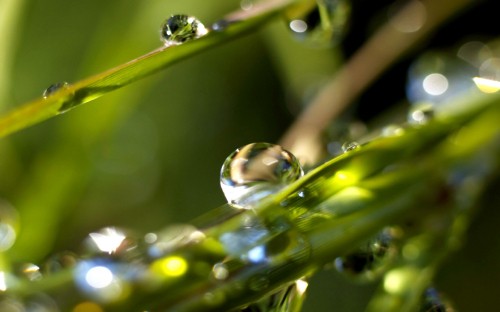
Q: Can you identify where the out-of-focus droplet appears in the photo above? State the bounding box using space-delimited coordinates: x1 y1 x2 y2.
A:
84 227 138 260
406 51 477 108
240 0 253 11
285 0 350 48
18 263 43 281
220 143 303 207
72 301 104 312
382 125 405 137
341 141 360 152
42 251 78 275
146 224 205 259
0 199 18 252
408 103 434 125
160 15 208 46
420 287 455 312
43 82 69 98
212 263 229 280
334 228 397 282
74 259 134 303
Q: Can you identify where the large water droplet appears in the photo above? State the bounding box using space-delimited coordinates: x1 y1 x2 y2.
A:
334 228 397 282
0 199 18 252
220 143 303 207
285 0 350 48
42 82 69 98
160 15 208 46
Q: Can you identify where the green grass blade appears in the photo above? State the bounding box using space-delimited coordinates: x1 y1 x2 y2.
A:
0 0 297 139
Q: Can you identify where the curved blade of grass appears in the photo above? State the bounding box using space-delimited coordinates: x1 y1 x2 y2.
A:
0 0 298 139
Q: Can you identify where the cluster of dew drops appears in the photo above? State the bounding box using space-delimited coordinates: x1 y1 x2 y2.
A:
6 0 490 309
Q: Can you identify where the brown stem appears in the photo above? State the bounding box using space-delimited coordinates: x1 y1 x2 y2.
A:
279 0 475 164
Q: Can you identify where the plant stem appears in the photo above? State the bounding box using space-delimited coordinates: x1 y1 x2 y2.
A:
280 0 476 165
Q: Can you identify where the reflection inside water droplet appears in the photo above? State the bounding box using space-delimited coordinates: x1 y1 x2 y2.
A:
161 15 208 45
220 143 303 207
43 82 69 98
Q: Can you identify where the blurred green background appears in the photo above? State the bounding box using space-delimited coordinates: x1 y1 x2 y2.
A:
0 0 499 310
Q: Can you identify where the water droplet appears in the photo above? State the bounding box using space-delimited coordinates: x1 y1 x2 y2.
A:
408 103 434 125
160 15 208 46
421 287 455 312
285 0 350 48
220 143 303 207
42 82 69 98
42 251 78 275
147 224 205 259
212 263 229 280
74 259 136 303
0 199 18 252
341 141 360 152
382 124 405 137
18 263 43 281
334 228 397 282
83 227 139 261
240 0 254 11
406 51 477 107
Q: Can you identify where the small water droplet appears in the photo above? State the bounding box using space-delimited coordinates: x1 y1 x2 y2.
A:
408 103 434 125
147 224 205 259
382 124 405 137
342 141 360 152
42 251 78 275
212 263 229 280
160 15 208 46
220 143 303 207
0 199 18 252
334 228 397 282
285 0 350 48
211 19 230 32
43 82 69 98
